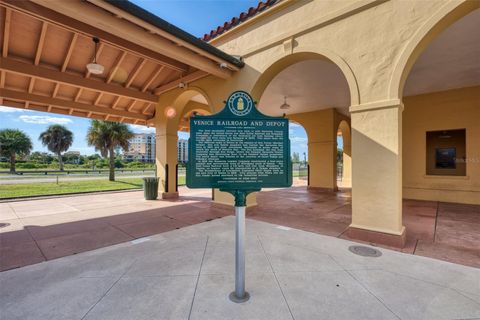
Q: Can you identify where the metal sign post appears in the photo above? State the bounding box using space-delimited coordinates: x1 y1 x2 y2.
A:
186 91 291 303
225 189 258 302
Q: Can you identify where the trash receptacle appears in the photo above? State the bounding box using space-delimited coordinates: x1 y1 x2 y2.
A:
143 177 159 200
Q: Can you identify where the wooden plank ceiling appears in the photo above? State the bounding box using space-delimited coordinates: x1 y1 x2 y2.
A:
0 0 238 125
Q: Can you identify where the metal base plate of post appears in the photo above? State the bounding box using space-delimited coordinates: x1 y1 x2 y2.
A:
229 291 250 303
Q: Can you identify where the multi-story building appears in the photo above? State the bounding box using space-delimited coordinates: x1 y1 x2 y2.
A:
124 133 156 163
177 139 188 163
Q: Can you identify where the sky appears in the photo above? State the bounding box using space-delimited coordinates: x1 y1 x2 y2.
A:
0 0 340 157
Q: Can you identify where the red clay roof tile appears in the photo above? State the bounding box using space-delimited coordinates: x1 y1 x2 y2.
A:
202 0 279 42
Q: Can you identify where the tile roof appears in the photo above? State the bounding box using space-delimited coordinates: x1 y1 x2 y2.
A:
202 0 279 42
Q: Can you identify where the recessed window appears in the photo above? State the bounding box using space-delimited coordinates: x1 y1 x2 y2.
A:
426 129 466 176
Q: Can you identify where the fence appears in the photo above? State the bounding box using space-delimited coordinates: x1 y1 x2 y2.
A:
0 169 155 176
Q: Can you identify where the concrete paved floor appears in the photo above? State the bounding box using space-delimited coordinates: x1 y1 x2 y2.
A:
250 186 480 268
1 216 479 320
1 183 479 272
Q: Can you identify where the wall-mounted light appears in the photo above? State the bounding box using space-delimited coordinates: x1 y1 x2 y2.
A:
280 96 291 110
164 106 177 119
86 37 104 75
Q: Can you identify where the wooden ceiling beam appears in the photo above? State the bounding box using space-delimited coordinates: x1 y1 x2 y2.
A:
1 57 158 103
2 8 11 58
2 0 189 73
125 58 145 88
34 21 48 65
154 70 209 95
106 51 126 84
141 65 163 93
1 88 149 120
61 33 78 72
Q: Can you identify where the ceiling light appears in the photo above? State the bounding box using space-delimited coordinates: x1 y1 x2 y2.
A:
219 62 228 69
178 82 187 89
86 37 104 75
280 96 291 110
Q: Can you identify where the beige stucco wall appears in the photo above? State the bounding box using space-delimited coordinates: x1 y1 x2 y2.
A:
154 0 479 238
403 86 480 205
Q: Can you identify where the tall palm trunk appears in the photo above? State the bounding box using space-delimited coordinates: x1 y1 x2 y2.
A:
9 152 16 174
109 147 115 181
57 152 64 171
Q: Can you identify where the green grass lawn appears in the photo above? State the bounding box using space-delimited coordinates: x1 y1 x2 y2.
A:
0 176 187 199
0 178 144 199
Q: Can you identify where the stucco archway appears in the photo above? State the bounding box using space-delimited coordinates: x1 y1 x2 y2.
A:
156 87 213 198
389 1 480 99
336 119 351 189
251 49 360 106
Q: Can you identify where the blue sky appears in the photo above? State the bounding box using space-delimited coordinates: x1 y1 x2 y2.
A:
0 0 323 157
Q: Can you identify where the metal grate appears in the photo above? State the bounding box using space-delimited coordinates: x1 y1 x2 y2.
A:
348 245 382 257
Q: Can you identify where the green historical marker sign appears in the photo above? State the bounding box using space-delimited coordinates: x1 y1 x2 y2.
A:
186 91 292 193
187 90 291 302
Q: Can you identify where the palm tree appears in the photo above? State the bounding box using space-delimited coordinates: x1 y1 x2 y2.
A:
0 129 33 173
39 125 73 171
86 120 133 181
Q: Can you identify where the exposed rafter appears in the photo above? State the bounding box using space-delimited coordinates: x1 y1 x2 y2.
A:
1 58 158 103
125 58 145 88
61 33 78 72
141 65 163 92
34 21 48 65
2 88 149 120
106 51 126 84
2 8 11 58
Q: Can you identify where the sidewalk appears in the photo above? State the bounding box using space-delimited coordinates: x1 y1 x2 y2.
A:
1 217 479 320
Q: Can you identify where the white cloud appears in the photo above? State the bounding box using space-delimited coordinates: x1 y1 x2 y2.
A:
19 115 72 125
289 122 302 128
0 106 24 113
129 124 155 133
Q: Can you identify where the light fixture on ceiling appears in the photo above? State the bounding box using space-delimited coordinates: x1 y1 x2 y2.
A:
280 96 291 110
178 82 187 89
86 37 104 75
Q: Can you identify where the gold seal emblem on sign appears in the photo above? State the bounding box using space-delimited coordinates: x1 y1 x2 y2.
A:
237 97 245 111
227 91 253 116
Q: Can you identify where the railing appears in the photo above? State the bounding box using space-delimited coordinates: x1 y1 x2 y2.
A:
0 169 156 175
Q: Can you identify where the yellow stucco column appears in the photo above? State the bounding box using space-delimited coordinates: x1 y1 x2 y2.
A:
308 140 337 191
290 109 337 192
156 133 179 199
213 189 257 208
342 141 352 188
348 100 406 247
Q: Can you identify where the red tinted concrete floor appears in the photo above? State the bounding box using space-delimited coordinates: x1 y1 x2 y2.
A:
0 188 230 272
1 185 479 271
249 186 480 268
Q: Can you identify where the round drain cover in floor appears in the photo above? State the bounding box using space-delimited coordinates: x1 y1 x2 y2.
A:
348 245 382 257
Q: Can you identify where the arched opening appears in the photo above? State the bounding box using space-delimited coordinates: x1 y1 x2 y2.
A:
398 8 480 257
289 121 308 187
248 52 355 235
254 52 353 194
157 88 213 199
336 120 351 190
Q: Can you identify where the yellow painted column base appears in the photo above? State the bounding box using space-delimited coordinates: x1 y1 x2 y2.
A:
346 225 406 248
212 189 257 208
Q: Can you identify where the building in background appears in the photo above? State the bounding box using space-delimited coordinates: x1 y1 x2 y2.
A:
177 139 188 164
64 151 81 164
124 133 156 163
